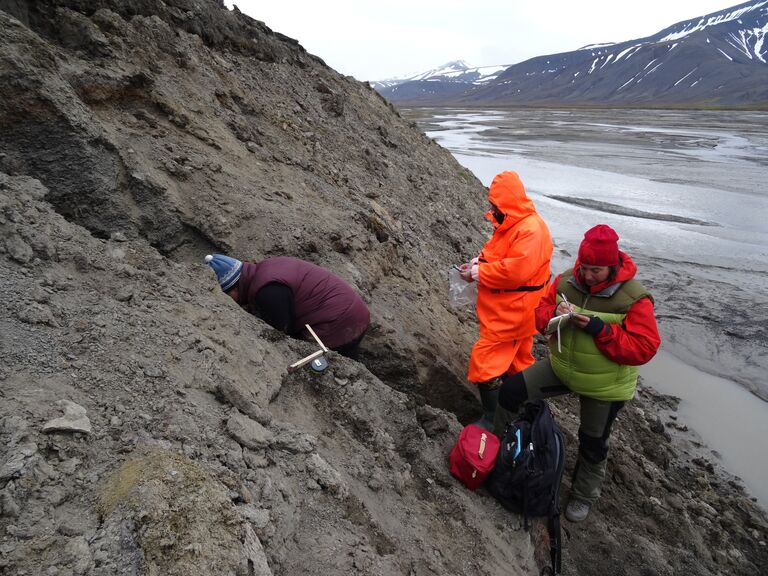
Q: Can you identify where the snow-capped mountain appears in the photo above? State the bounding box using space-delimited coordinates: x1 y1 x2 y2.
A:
377 1 768 107
369 60 511 91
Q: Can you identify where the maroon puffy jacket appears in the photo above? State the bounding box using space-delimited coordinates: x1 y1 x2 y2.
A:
237 257 370 349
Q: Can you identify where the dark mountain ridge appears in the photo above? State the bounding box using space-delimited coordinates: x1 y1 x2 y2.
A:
380 1 768 108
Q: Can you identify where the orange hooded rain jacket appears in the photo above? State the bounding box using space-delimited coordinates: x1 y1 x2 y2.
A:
469 171 553 380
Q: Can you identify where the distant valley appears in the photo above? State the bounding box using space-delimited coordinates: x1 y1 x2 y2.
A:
375 1 768 108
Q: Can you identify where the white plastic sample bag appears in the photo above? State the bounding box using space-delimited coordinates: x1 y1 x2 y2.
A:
448 267 478 308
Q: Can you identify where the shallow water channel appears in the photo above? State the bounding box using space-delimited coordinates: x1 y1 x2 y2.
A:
642 350 768 507
407 108 768 509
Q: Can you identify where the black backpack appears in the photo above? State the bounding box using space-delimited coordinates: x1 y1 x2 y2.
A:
486 399 566 575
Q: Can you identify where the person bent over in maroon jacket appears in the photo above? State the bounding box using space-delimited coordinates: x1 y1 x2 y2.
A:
205 254 370 358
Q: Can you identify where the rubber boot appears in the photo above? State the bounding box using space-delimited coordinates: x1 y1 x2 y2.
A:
474 382 499 431
567 454 608 522
492 402 516 439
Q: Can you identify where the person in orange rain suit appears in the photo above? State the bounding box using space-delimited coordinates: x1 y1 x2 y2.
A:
458 171 553 430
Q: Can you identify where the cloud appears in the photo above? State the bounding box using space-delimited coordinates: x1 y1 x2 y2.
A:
227 1 743 79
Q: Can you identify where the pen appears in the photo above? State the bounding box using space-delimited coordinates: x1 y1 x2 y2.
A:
559 292 572 314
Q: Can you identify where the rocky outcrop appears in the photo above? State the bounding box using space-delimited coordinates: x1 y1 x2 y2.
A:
0 170 538 575
0 0 485 413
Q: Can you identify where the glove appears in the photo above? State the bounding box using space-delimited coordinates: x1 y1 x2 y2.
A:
583 316 606 336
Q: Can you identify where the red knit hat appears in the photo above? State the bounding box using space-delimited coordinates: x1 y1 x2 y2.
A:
578 224 619 266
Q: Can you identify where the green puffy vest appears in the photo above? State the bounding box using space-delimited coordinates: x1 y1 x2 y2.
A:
549 270 652 401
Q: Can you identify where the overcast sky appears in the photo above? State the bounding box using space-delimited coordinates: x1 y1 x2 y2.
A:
224 1 747 80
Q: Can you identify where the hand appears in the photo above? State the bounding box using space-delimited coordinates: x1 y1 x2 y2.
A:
555 302 574 316
570 313 591 329
459 263 474 282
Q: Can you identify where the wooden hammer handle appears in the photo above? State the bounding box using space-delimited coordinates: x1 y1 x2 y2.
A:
305 324 329 352
288 350 325 373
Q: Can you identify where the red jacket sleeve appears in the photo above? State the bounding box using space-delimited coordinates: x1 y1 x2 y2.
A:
593 297 661 365
534 275 560 334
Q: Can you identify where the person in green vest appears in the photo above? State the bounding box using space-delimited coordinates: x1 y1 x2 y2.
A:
494 224 661 523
